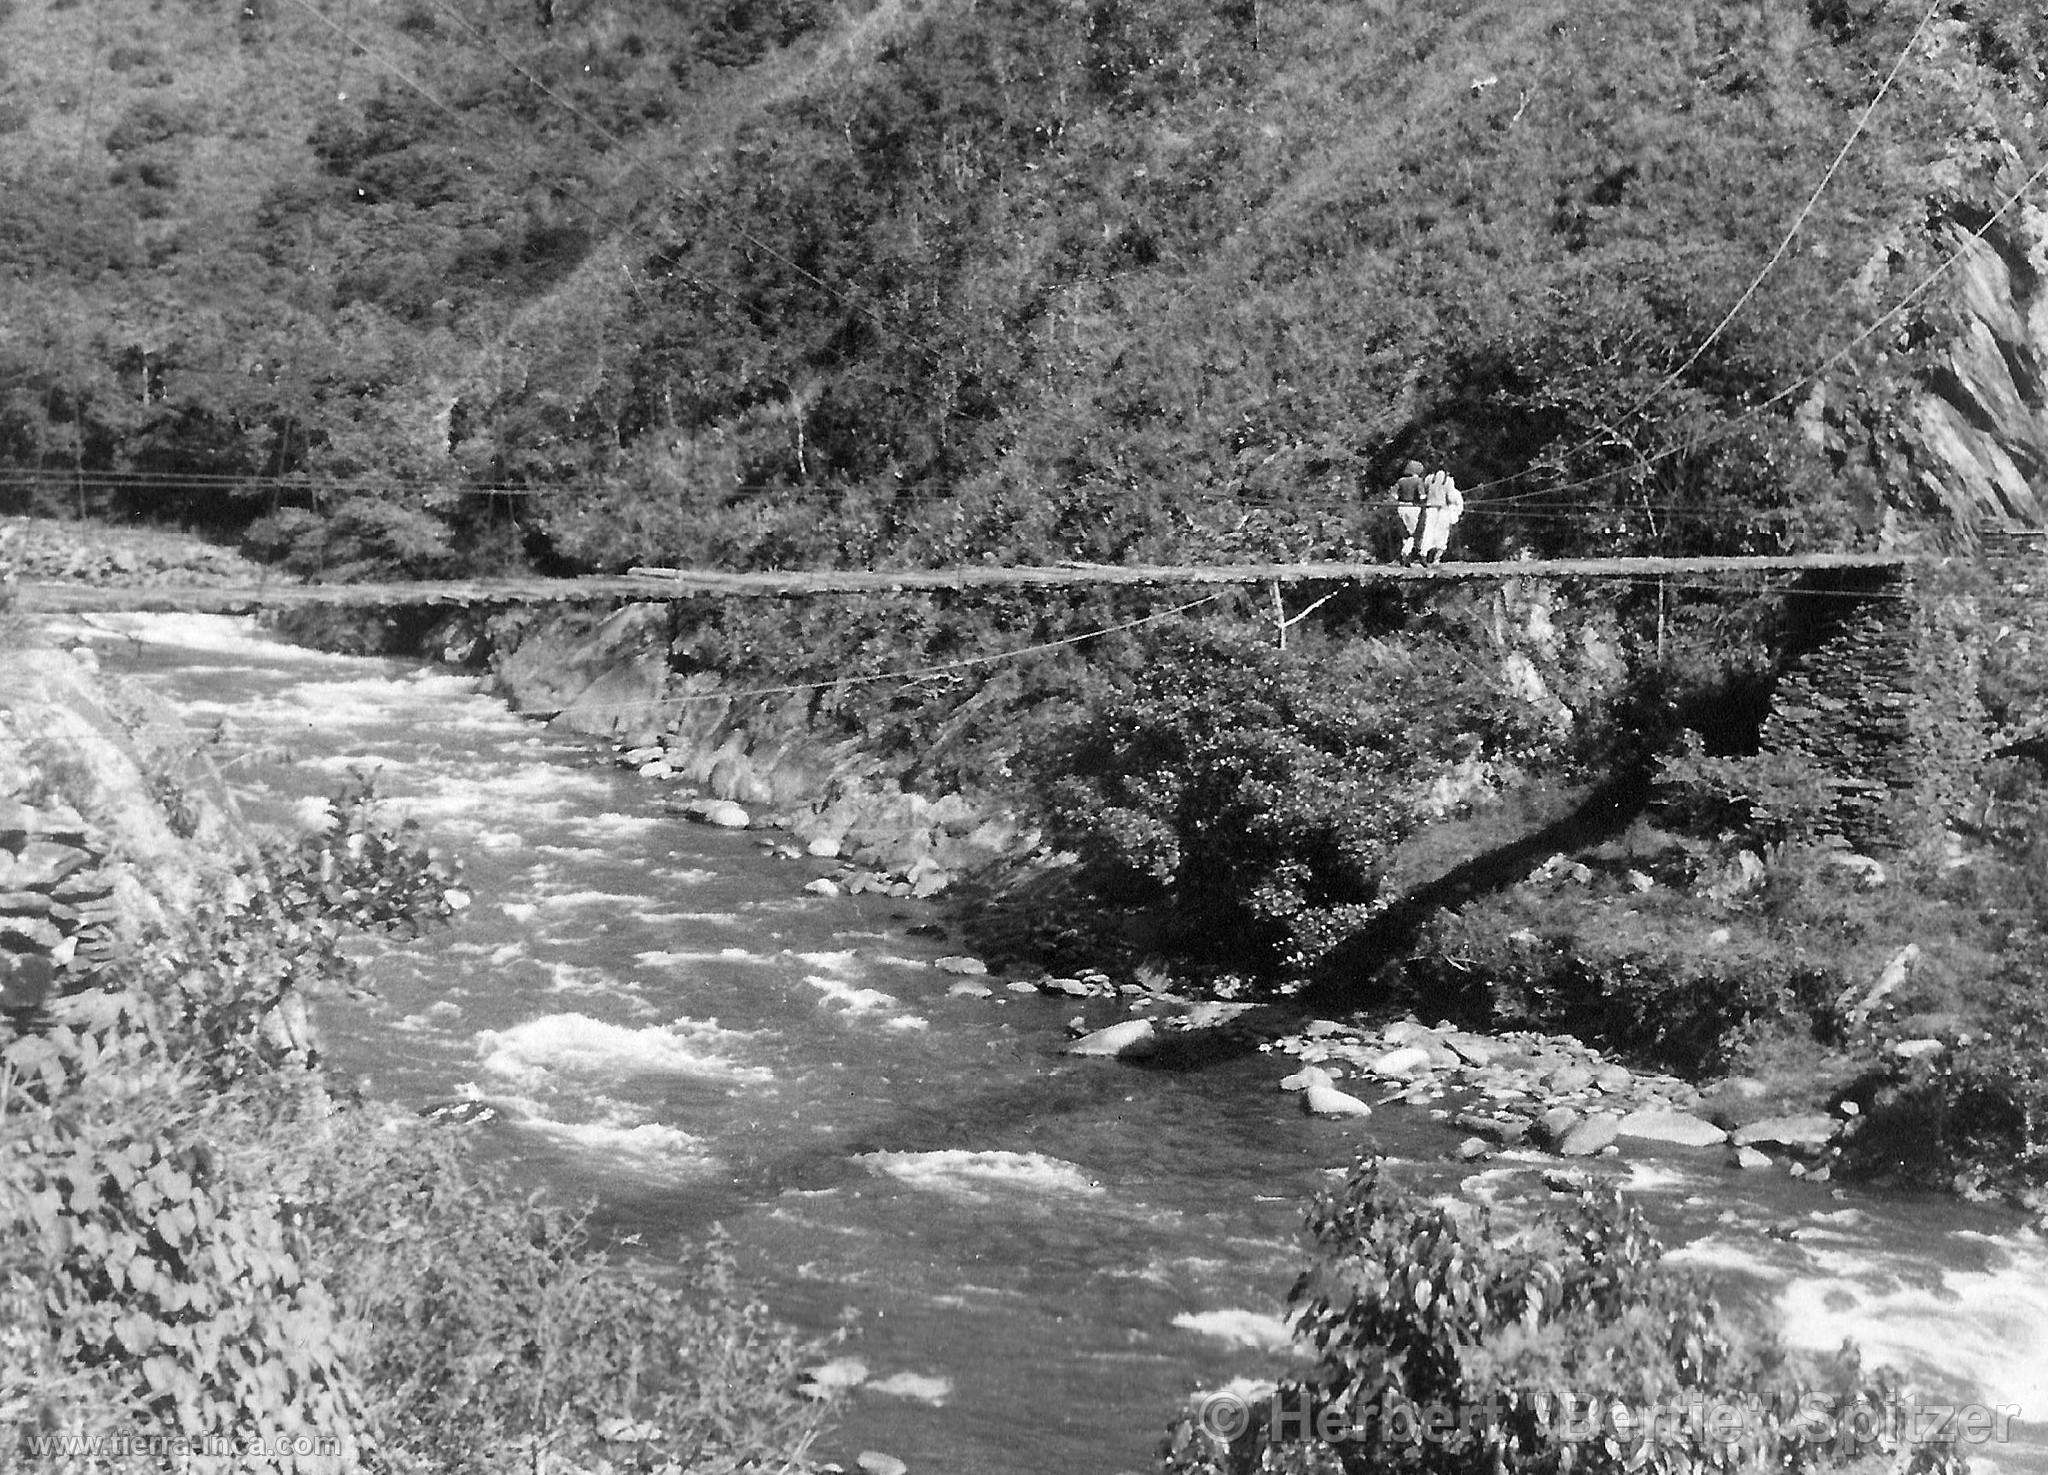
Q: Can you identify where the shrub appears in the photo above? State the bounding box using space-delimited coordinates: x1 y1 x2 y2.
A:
294 1124 830 1474
1037 626 1432 970
1652 734 1840 848
103 100 201 155
1161 1157 1965 1475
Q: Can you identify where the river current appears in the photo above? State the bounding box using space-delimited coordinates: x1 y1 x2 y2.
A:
65 612 2048 1475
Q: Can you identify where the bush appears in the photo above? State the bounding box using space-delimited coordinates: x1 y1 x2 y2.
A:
1652 734 1840 848
1160 1157 1965 1475
103 100 201 155
1038 626 1434 970
294 1123 830 1475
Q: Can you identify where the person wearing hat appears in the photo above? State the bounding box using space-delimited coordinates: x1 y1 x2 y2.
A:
1391 460 1428 566
1415 464 1463 565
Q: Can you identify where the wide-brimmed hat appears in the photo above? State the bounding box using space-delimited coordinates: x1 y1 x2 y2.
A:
1403 460 1425 475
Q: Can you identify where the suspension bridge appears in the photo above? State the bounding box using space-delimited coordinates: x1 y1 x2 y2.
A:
11 552 1920 615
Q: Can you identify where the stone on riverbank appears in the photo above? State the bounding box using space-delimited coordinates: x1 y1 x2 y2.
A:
1556 1113 1622 1157
682 798 751 828
1301 1072 1374 1119
934 955 987 975
1731 1114 1837 1151
806 835 842 859
1367 1045 1433 1078
1614 1110 1727 1147
1066 1018 1158 1058
1729 1145 1774 1170
857 1454 909 1475
803 878 841 897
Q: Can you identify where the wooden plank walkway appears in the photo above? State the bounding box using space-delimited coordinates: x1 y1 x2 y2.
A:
14 553 1915 614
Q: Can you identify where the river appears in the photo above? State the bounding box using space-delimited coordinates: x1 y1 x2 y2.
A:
63 612 2048 1475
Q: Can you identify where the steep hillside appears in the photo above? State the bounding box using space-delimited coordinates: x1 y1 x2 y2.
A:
2 0 2045 572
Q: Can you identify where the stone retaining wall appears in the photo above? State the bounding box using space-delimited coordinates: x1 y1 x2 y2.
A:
1758 568 1986 853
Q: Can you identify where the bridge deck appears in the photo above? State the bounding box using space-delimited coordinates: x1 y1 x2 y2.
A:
15 553 1914 614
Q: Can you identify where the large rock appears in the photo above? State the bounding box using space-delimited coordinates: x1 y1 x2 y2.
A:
1367 1046 1433 1078
1300 1072 1374 1119
1535 1106 1580 1147
493 603 673 748
1065 1019 1157 1059
1732 1114 1837 1151
1614 1110 1728 1148
1556 1113 1621 1157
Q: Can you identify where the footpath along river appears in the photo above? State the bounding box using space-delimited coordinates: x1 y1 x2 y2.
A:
65 612 2048 1475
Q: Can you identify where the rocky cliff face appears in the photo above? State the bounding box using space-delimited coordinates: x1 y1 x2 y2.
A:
1904 207 2048 537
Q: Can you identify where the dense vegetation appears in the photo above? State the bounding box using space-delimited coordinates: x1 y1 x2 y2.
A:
1160 1157 1971 1475
4 0 2046 573
1 752 827 1471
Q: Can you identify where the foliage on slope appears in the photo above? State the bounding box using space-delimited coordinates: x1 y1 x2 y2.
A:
3 0 2046 572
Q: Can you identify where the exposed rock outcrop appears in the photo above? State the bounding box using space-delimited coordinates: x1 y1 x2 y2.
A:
1909 213 2048 535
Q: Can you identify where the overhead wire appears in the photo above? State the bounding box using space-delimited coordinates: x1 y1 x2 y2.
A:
1474 0 1945 501
1462 141 2048 520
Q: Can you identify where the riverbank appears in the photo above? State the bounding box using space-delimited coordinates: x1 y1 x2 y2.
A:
0 599 835 1468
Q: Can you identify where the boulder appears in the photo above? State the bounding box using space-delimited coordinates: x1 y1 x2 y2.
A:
1380 1020 1437 1047
1729 1146 1773 1171
805 835 842 859
1367 1046 1433 1078
1891 1037 1945 1062
1302 1078 1374 1119
1545 1064 1594 1094
934 955 987 976
1442 1033 1504 1067
802 878 841 897
1731 1114 1837 1151
1590 1064 1632 1093
698 800 751 829
1614 1110 1728 1148
1065 1019 1158 1059
856 1455 909 1475
1455 1137 1493 1162
946 981 993 999
1556 1114 1622 1157
1452 1112 1528 1146
1535 1106 1580 1147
